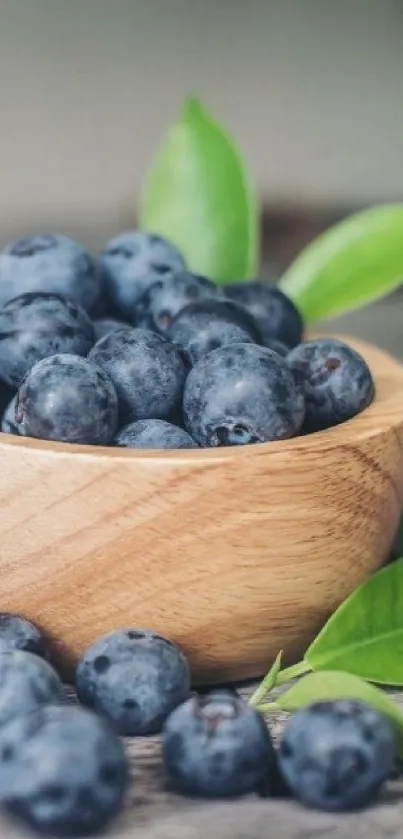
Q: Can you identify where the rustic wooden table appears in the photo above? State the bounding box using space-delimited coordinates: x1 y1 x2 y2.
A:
1 684 403 839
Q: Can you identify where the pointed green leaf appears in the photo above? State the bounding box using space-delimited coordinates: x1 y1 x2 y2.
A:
304 559 403 685
249 651 283 707
139 96 258 283
279 204 403 322
273 671 403 755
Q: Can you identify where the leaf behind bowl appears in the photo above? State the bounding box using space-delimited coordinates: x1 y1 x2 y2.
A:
279 204 403 322
139 96 258 283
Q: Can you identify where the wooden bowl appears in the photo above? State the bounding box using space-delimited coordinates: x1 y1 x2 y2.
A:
0 335 403 684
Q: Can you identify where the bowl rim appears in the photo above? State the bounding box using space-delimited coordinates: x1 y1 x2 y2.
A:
1 334 402 464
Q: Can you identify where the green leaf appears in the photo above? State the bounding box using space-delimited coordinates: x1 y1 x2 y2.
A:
139 96 258 283
249 651 283 707
304 559 403 685
270 671 403 756
279 204 403 322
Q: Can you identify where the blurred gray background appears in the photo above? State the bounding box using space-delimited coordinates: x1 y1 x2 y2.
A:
0 0 402 351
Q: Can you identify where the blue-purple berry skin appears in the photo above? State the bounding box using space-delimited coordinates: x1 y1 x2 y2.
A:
75 628 191 736
225 281 303 348
0 704 128 837
162 691 275 798
0 614 47 659
278 700 395 812
114 419 198 450
287 338 375 432
183 343 305 447
89 328 187 424
0 651 65 730
1 395 19 435
99 231 186 318
15 354 118 444
92 316 130 342
167 298 263 365
134 272 219 334
0 293 95 389
0 234 100 313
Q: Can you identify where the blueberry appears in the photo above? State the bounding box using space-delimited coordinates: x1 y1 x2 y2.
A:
1 395 19 435
92 316 130 342
0 651 65 730
134 271 219 333
225 281 303 348
114 419 198 450
89 328 187 424
0 234 100 313
167 298 263 365
15 354 118 444
76 628 190 736
99 231 186 318
0 293 95 389
162 690 275 798
0 614 48 658
278 699 395 811
0 704 128 837
287 338 375 432
183 343 305 447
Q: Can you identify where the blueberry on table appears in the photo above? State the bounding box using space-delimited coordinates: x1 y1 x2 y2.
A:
1 395 19 435
0 234 100 313
99 230 186 318
162 690 275 798
0 704 128 837
287 337 375 432
224 280 303 348
134 271 219 333
0 651 65 730
89 328 187 424
15 354 118 444
278 699 395 811
167 298 263 365
0 614 47 658
75 628 190 736
92 316 131 342
0 292 95 389
183 343 305 447
114 419 198 449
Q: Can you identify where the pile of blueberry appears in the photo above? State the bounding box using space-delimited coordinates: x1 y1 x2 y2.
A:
0 614 396 836
0 231 374 448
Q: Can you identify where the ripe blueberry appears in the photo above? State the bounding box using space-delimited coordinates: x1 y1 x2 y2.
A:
167 298 263 365
1 395 20 435
114 419 198 449
278 699 395 811
0 651 65 730
183 343 305 447
162 691 275 798
134 271 219 333
89 328 187 424
99 230 186 318
287 337 375 432
0 704 128 837
0 292 95 388
0 614 47 658
15 354 118 444
225 280 303 348
0 234 100 313
76 628 190 736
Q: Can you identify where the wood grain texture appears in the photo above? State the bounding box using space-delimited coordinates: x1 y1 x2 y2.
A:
0 335 402 683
